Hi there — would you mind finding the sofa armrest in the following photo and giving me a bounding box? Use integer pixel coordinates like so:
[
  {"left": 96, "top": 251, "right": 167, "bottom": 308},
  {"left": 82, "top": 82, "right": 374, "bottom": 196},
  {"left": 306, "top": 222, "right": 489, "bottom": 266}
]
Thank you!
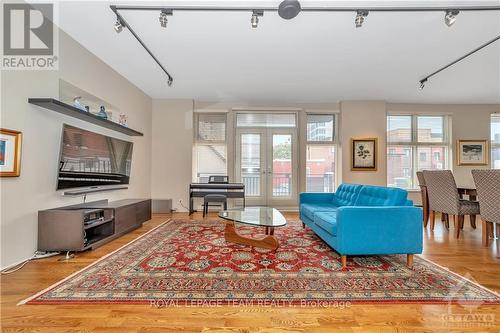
[
  {"left": 336, "top": 206, "right": 423, "bottom": 255},
  {"left": 299, "top": 192, "right": 335, "bottom": 204}
]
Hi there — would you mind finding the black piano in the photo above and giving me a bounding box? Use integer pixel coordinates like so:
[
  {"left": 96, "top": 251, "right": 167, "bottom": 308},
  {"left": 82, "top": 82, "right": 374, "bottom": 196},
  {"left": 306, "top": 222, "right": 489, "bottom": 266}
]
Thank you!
[{"left": 189, "top": 183, "right": 245, "bottom": 214}]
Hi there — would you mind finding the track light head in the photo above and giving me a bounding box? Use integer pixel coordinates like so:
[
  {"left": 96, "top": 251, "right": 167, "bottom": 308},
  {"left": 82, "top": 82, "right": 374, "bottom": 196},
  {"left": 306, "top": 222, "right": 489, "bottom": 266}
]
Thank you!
[
  {"left": 419, "top": 79, "right": 428, "bottom": 90},
  {"left": 114, "top": 19, "right": 123, "bottom": 33},
  {"left": 251, "top": 10, "right": 263, "bottom": 28},
  {"left": 445, "top": 9, "right": 459, "bottom": 27},
  {"left": 159, "top": 11, "right": 168, "bottom": 28},
  {"left": 167, "top": 77, "right": 173, "bottom": 87},
  {"left": 278, "top": 0, "right": 301, "bottom": 20},
  {"left": 355, "top": 10, "right": 369, "bottom": 28}
]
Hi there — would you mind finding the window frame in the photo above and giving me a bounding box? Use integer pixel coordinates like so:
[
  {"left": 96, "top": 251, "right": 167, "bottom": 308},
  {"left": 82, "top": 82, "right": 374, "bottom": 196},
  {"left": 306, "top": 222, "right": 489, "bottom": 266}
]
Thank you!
[
  {"left": 491, "top": 114, "right": 500, "bottom": 169},
  {"left": 387, "top": 114, "right": 451, "bottom": 190},
  {"left": 305, "top": 113, "right": 338, "bottom": 192}
]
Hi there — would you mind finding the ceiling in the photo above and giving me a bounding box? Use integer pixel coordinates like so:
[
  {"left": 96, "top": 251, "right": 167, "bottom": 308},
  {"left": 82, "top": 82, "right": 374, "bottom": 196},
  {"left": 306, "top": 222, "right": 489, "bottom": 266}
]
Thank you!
[{"left": 57, "top": 1, "right": 500, "bottom": 103}]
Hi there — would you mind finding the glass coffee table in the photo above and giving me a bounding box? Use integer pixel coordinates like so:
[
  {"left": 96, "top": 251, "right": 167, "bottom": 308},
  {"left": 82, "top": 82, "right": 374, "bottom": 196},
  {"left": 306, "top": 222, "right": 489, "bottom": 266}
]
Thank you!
[{"left": 219, "top": 207, "right": 287, "bottom": 250}]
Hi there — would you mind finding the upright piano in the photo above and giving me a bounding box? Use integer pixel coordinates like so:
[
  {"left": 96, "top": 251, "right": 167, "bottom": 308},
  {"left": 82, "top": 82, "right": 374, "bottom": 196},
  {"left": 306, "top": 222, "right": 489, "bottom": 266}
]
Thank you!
[{"left": 189, "top": 183, "right": 245, "bottom": 214}]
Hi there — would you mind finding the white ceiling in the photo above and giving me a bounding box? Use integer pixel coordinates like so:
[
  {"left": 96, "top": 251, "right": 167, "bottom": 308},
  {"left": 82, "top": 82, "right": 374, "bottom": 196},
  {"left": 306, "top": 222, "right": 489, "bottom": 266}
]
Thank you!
[{"left": 57, "top": 1, "right": 500, "bottom": 103}]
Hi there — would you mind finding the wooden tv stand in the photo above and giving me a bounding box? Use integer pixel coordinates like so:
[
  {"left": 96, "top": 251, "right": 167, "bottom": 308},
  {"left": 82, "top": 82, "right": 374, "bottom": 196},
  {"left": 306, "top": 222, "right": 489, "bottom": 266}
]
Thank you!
[{"left": 38, "top": 199, "right": 151, "bottom": 252}]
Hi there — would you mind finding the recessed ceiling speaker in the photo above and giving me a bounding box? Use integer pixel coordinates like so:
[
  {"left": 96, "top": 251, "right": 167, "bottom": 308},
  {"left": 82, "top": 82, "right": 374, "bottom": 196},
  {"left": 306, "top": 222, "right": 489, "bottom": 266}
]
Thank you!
[{"left": 278, "top": 0, "right": 301, "bottom": 20}]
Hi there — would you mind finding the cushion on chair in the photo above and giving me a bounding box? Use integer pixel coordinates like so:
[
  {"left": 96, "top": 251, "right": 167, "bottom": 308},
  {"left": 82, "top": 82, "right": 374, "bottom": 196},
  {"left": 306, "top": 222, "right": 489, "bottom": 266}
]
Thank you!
[
  {"left": 313, "top": 211, "right": 338, "bottom": 236},
  {"left": 204, "top": 194, "right": 227, "bottom": 203},
  {"left": 332, "top": 184, "right": 362, "bottom": 206},
  {"left": 354, "top": 185, "right": 408, "bottom": 206},
  {"left": 458, "top": 200, "right": 480, "bottom": 215},
  {"left": 300, "top": 203, "right": 338, "bottom": 220}
]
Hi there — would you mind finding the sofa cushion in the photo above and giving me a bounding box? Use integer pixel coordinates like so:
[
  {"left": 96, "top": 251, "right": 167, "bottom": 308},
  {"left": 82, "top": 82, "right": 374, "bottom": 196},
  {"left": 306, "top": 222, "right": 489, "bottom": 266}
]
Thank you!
[
  {"left": 332, "top": 183, "right": 362, "bottom": 206},
  {"left": 354, "top": 185, "right": 408, "bottom": 207},
  {"left": 300, "top": 203, "right": 338, "bottom": 220},
  {"left": 313, "top": 211, "right": 338, "bottom": 236}
]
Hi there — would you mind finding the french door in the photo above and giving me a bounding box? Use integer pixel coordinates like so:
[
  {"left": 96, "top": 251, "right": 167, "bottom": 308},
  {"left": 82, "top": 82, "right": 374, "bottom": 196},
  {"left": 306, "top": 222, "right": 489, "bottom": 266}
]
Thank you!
[{"left": 235, "top": 127, "right": 298, "bottom": 207}]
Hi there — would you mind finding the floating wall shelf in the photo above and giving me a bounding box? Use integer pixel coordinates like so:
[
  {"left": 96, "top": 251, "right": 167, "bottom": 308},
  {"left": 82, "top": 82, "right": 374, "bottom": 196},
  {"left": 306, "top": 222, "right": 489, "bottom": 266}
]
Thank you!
[{"left": 28, "top": 98, "right": 143, "bottom": 136}]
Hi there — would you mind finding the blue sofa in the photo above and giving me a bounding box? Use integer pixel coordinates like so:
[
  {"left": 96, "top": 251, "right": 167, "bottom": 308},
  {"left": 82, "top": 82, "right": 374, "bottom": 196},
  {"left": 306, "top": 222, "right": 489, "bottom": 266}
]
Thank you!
[{"left": 299, "top": 183, "right": 423, "bottom": 269}]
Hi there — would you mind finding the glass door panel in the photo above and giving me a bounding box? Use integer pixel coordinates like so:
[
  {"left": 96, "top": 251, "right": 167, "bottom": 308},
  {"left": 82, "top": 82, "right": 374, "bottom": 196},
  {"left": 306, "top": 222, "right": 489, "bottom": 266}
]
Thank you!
[
  {"left": 241, "top": 134, "right": 261, "bottom": 197},
  {"left": 272, "top": 134, "right": 292, "bottom": 197}
]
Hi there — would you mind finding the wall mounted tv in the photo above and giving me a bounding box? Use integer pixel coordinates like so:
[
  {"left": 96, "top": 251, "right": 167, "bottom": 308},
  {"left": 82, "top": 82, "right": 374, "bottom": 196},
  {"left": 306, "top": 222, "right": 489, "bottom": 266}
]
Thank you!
[{"left": 57, "top": 124, "right": 133, "bottom": 190}]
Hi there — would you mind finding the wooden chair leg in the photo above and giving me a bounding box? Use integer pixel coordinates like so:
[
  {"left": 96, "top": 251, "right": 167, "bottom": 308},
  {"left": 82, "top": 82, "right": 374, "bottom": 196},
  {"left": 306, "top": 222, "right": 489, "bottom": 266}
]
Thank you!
[
  {"left": 444, "top": 213, "right": 450, "bottom": 229},
  {"left": 470, "top": 215, "right": 476, "bottom": 229},
  {"left": 341, "top": 255, "right": 347, "bottom": 269},
  {"left": 496, "top": 223, "right": 500, "bottom": 239},
  {"left": 203, "top": 203, "right": 206, "bottom": 217},
  {"left": 406, "top": 254, "right": 414, "bottom": 269},
  {"left": 441, "top": 213, "right": 446, "bottom": 222},
  {"left": 422, "top": 192, "right": 429, "bottom": 228},
  {"left": 456, "top": 215, "right": 464, "bottom": 238},
  {"left": 430, "top": 210, "right": 436, "bottom": 231},
  {"left": 482, "top": 219, "right": 490, "bottom": 247}
]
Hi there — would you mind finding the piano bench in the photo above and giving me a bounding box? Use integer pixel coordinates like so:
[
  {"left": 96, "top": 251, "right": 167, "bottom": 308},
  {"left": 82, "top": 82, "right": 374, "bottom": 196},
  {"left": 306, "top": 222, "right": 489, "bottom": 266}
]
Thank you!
[{"left": 203, "top": 194, "right": 227, "bottom": 217}]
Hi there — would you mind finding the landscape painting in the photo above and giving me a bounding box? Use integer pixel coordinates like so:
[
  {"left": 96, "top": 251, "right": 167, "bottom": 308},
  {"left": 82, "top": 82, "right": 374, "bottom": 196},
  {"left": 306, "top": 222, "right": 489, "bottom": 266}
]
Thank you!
[{"left": 457, "top": 140, "right": 488, "bottom": 166}]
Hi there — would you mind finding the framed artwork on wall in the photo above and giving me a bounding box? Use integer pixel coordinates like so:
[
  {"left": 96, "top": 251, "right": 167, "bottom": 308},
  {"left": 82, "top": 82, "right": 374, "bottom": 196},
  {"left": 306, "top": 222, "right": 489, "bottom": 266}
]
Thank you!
[
  {"left": 351, "top": 138, "right": 377, "bottom": 171},
  {"left": 0, "top": 128, "right": 22, "bottom": 177},
  {"left": 456, "top": 140, "right": 489, "bottom": 166}
]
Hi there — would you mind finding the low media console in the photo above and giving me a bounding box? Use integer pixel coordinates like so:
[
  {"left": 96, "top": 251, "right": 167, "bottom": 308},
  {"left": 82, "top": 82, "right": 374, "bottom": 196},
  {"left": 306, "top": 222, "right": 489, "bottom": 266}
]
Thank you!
[{"left": 38, "top": 199, "right": 151, "bottom": 252}]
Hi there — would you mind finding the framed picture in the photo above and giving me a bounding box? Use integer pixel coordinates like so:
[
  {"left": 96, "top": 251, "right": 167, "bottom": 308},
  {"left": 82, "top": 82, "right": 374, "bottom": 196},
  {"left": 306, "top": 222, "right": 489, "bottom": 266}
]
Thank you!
[
  {"left": 352, "top": 138, "right": 377, "bottom": 171},
  {"left": 0, "top": 128, "right": 22, "bottom": 177},
  {"left": 457, "top": 140, "right": 489, "bottom": 166}
]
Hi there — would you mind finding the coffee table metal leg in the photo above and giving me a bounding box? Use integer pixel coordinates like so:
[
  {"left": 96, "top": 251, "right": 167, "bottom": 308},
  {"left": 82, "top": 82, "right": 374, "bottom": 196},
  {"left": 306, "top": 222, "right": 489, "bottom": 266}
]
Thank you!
[{"left": 224, "top": 221, "right": 279, "bottom": 250}]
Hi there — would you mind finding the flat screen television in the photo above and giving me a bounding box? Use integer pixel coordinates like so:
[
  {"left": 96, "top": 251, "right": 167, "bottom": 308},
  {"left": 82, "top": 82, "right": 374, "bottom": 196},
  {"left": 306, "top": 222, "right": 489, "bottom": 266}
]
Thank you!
[{"left": 57, "top": 124, "right": 133, "bottom": 190}]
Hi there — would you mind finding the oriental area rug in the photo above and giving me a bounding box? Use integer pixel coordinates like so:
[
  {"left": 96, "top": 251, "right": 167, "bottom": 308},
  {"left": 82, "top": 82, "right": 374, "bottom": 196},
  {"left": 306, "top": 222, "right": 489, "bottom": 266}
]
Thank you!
[{"left": 23, "top": 219, "right": 500, "bottom": 305}]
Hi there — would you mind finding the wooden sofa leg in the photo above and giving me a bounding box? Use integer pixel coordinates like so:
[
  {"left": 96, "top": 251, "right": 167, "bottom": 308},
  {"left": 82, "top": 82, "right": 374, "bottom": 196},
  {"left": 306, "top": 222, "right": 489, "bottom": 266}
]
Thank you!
[
  {"left": 341, "top": 255, "right": 347, "bottom": 269},
  {"left": 470, "top": 215, "right": 477, "bottom": 229},
  {"left": 406, "top": 254, "right": 414, "bottom": 269}
]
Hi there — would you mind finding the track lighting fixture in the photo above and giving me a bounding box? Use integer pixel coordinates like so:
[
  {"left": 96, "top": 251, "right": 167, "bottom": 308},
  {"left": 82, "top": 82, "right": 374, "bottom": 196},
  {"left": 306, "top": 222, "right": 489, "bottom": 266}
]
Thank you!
[
  {"left": 278, "top": 0, "right": 301, "bottom": 20},
  {"left": 114, "top": 19, "right": 123, "bottom": 33},
  {"left": 445, "top": 9, "right": 459, "bottom": 27},
  {"left": 355, "top": 10, "right": 369, "bottom": 28},
  {"left": 251, "top": 10, "right": 263, "bottom": 28},
  {"left": 159, "top": 10, "right": 168, "bottom": 28},
  {"left": 109, "top": 4, "right": 500, "bottom": 90},
  {"left": 419, "top": 79, "right": 427, "bottom": 90}
]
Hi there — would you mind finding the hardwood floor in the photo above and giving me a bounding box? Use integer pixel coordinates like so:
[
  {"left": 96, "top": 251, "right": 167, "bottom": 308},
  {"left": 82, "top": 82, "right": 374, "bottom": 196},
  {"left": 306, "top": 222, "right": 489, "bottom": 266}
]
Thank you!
[{"left": 1, "top": 212, "right": 499, "bottom": 332}]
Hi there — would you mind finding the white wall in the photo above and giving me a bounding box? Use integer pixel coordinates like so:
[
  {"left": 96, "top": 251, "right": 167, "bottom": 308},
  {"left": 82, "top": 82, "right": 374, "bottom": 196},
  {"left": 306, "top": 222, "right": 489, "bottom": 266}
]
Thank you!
[
  {"left": 151, "top": 99, "right": 193, "bottom": 212},
  {"left": 0, "top": 31, "right": 152, "bottom": 269},
  {"left": 339, "top": 101, "right": 387, "bottom": 186}
]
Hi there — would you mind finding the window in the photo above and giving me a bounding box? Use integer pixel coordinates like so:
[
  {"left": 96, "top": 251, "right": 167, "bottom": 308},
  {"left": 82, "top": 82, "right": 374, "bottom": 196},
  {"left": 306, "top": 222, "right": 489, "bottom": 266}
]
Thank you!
[
  {"left": 492, "top": 114, "right": 500, "bottom": 169},
  {"left": 387, "top": 115, "right": 450, "bottom": 189},
  {"left": 193, "top": 113, "right": 227, "bottom": 182},
  {"left": 306, "top": 114, "right": 337, "bottom": 192},
  {"left": 236, "top": 113, "right": 296, "bottom": 128}
]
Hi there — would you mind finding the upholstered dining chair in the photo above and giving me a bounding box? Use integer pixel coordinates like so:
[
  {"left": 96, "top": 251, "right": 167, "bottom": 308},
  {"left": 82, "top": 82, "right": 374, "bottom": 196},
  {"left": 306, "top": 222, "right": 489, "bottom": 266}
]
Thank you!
[
  {"left": 423, "top": 170, "right": 479, "bottom": 238},
  {"left": 472, "top": 170, "right": 500, "bottom": 247},
  {"left": 416, "top": 172, "right": 430, "bottom": 227}
]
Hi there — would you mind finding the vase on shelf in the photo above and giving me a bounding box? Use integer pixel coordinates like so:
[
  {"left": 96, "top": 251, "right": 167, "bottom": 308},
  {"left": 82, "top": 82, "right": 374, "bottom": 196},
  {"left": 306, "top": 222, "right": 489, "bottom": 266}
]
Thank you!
[
  {"left": 73, "top": 96, "right": 88, "bottom": 112},
  {"left": 98, "top": 106, "right": 108, "bottom": 120},
  {"left": 119, "top": 113, "right": 128, "bottom": 127}
]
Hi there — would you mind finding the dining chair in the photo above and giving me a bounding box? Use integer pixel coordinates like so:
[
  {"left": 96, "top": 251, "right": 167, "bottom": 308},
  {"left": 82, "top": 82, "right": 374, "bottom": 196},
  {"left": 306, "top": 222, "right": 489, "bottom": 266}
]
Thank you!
[
  {"left": 416, "top": 172, "right": 430, "bottom": 227},
  {"left": 423, "top": 170, "right": 479, "bottom": 238},
  {"left": 418, "top": 171, "right": 449, "bottom": 229},
  {"left": 472, "top": 170, "right": 500, "bottom": 247}
]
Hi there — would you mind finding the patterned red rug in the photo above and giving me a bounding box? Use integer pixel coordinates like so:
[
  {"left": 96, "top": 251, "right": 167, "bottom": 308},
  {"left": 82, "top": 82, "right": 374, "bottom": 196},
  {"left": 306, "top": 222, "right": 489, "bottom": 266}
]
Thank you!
[{"left": 23, "top": 219, "right": 500, "bottom": 305}]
